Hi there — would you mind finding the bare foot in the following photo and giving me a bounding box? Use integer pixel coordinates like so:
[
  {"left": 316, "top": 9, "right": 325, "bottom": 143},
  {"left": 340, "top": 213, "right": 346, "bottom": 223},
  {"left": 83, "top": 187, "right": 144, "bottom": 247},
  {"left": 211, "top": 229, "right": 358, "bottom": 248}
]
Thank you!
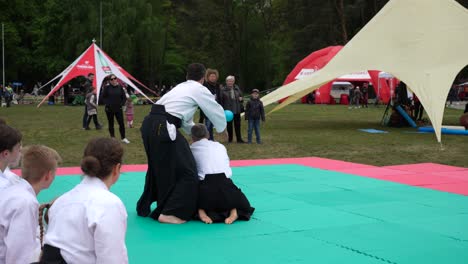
[
  {"left": 198, "top": 209, "right": 213, "bottom": 224},
  {"left": 158, "top": 214, "right": 186, "bottom": 224},
  {"left": 225, "top": 208, "right": 238, "bottom": 224}
]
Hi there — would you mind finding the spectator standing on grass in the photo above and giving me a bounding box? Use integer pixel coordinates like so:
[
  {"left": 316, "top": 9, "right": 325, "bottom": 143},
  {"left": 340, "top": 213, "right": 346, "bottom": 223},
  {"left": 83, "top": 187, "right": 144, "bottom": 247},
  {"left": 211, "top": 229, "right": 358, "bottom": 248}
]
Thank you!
[{"left": 245, "top": 89, "right": 265, "bottom": 144}]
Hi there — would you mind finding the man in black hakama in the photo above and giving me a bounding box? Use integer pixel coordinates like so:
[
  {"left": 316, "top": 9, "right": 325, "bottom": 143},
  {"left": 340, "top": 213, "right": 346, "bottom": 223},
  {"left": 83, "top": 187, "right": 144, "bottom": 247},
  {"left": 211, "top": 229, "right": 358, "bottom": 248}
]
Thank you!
[{"left": 137, "top": 63, "right": 227, "bottom": 224}]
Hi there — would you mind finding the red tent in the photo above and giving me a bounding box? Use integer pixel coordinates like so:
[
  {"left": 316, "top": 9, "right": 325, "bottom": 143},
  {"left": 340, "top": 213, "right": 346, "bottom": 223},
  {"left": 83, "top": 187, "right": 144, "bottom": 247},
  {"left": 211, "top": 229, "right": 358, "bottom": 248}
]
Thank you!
[
  {"left": 38, "top": 41, "right": 154, "bottom": 107},
  {"left": 282, "top": 46, "right": 392, "bottom": 104}
]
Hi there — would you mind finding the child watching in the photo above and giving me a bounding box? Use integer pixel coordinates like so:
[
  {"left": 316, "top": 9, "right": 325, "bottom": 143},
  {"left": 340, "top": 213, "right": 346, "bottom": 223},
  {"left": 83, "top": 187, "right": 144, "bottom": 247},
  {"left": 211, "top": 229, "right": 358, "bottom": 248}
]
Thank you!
[
  {"left": 0, "top": 145, "right": 61, "bottom": 264},
  {"left": 190, "top": 124, "right": 254, "bottom": 224},
  {"left": 0, "top": 124, "right": 22, "bottom": 189},
  {"left": 39, "top": 137, "right": 128, "bottom": 263},
  {"left": 245, "top": 89, "right": 265, "bottom": 144},
  {"left": 125, "top": 92, "right": 135, "bottom": 128},
  {"left": 84, "top": 87, "right": 102, "bottom": 130}
]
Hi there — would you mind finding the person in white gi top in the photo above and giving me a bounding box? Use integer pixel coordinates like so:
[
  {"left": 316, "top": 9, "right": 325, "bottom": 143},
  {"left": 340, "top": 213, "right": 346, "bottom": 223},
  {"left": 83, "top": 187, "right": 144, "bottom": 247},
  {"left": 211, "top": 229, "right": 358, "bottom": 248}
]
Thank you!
[
  {"left": 190, "top": 124, "right": 254, "bottom": 224},
  {"left": 0, "top": 123, "right": 22, "bottom": 189},
  {"left": 40, "top": 137, "right": 128, "bottom": 264},
  {"left": 0, "top": 145, "right": 61, "bottom": 264},
  {"left": 137, "top": 63, "right": 228, "bottom": 224}
]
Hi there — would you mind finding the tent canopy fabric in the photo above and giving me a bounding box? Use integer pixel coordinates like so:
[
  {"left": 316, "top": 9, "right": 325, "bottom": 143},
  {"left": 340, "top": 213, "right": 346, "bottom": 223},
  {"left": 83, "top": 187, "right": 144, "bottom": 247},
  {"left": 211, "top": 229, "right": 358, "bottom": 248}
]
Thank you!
[
  {"left": 282, "top": 46, "right": 391, "bottom": 104},
  {"left": 261, "top": 0, "right": 468, "bottom": 142},
  {"left": 38, "top": 42, "right": 153, "bottom": 107}
]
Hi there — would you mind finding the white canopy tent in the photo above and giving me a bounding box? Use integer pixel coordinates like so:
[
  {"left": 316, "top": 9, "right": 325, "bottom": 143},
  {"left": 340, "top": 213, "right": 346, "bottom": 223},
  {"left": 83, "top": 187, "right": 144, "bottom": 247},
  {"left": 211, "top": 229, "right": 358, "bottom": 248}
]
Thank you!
[{"left": 261, "top": 0, "right": 468, "bottom": 142}]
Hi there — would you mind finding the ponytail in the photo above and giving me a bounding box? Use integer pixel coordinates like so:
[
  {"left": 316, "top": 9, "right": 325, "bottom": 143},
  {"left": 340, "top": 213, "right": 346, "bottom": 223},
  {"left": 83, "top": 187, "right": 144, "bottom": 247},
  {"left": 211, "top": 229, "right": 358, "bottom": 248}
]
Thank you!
[{"left": 38, "top": 201, "right": 53, "bottom": 248}]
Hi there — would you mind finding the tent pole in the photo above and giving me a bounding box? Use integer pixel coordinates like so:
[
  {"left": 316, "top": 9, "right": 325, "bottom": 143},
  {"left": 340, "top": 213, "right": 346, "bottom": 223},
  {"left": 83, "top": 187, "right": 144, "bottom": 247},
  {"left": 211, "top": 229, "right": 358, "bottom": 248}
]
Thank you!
[
  {"left": 2, "top": 23, "right": 4, "bottom": 89},
  {"left": 100, "top": 1, "right": 103, "bottom": 49}
]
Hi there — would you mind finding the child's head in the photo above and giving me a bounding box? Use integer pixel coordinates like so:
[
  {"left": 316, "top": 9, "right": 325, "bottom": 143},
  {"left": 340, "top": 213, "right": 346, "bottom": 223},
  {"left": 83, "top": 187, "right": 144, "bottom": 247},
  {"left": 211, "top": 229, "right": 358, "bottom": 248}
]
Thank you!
[
  {"left": 0, "top": 124, "right": 23, "bottom": 169},
  {"left": 81, "top": 137, "right": 124, "bottom": 185},
  {"left": 251, "top": 89, "right": 260, "bottom": 99},
  {"left": 191, "top": 123, "right": 209, "bottom": 142},
  {"left": 22, "top": 145, "right": 62, "bottom": 189}
]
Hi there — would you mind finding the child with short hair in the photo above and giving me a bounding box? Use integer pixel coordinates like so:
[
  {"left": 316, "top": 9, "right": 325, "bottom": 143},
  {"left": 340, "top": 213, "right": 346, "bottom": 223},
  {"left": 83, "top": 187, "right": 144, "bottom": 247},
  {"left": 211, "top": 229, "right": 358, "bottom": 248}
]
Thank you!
[
  {"left": 39, "top": 137, "right": 128, "bottom": 263},
  {"left": 245, "top": 89, "right": 265, "bottom": 144},
  {"left": 0, "top": 145, "right": 61, "bottom": 264},
  {"left": 0, "top": 124, "right": 23, "bottom": 189}
]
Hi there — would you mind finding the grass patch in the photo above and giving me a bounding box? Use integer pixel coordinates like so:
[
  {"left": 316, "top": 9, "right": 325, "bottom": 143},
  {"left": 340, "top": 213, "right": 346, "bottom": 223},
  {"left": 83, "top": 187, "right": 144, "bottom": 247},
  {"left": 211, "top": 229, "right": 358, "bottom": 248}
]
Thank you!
[{"left": 2, "top": 103, "right": 466, "bottom": 167}]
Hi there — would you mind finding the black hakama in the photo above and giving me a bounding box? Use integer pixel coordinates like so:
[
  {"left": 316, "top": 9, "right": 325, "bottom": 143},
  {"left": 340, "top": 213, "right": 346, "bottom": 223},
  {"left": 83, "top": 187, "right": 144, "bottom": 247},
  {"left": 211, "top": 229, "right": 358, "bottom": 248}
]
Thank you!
[
  {"left": 36, "top": 244, "right": 67, "bottom": 264},
  {"left": 137, "top": 104, "right": 199, "bottom": 221},
  {"left": 198, "top": 173, "right": 255, "bottom": 222}
]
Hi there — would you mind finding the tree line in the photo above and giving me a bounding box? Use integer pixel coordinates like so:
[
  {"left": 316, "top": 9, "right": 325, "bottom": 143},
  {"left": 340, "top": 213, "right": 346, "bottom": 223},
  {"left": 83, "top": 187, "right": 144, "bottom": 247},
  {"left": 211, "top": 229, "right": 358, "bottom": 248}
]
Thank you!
[{"left": 1, "top": 0, "right": 467, "bottom": 92}]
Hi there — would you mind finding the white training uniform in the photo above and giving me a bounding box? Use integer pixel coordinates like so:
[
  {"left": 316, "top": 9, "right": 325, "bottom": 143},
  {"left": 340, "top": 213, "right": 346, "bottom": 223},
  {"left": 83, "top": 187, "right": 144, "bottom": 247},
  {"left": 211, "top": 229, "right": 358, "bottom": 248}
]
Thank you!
[
  {"left": 0, "top": 169, "right": 8, "bottom": 189},
  {"left": 44, "top": 176, "right": 128, "bottom": 264},
  {"left": 0, "top": 180, "right": 40, "bottom": 264},
  {"left": 0, "top": 167, "right": 23, "bottom": 189},
  {"left": 190, "top": 138, "right": 232, "bottom": 180},
  {"left": 0, "top": 167, "right": 29, "bottom": 189},
  {"left": 157, "top": 80, "right": 227, "bottom": 135}
]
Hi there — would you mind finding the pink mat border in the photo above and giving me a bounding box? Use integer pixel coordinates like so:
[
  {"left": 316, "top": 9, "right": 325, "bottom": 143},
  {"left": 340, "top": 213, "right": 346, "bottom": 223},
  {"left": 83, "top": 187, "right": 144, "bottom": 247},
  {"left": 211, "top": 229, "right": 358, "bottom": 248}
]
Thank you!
[{"left": 10, "top": 157, "right": 468, "bottom": 195}]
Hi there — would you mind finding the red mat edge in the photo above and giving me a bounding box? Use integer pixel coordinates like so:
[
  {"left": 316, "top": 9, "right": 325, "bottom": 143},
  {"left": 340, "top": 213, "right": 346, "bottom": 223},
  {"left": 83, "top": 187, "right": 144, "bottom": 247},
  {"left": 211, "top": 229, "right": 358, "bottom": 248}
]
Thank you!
[{"left": 10, "top": 157, "right": 468, "bottom": 195}]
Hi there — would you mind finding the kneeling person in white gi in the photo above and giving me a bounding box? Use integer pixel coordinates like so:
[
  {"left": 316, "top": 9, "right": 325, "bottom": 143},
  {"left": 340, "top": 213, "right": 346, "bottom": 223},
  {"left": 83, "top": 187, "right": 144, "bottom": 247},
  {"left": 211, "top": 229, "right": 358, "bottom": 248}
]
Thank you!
[{"left": 190, "top": 124, "right": 254, "bottom": 224}]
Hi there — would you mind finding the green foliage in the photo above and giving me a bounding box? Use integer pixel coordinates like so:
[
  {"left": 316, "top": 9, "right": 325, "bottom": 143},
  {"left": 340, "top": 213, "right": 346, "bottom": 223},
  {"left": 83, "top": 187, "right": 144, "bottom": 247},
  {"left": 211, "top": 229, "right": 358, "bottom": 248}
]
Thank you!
[{"left": 1, "top": 0, "right": 467, "bottom": 90}]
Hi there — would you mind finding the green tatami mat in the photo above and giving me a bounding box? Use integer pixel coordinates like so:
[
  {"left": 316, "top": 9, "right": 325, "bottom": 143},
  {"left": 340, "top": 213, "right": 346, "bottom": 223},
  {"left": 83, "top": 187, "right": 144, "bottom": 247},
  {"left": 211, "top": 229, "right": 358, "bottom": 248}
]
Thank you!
[{"left": 38, "top": 165, "right": 468, "bottom": 264}]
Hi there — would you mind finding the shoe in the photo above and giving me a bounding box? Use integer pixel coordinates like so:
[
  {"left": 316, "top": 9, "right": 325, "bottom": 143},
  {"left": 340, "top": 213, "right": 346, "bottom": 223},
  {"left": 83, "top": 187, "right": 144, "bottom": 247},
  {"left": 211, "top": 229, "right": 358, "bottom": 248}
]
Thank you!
[
  {"left": 96, "top": 125, "right": 103, "bottom": 130},
  {"left": 122, "top": 138, "right": 130, "bottom": 144},
  {"left": 237, "top": 140, "right": 246, "bottom": 144},
  {"left": 84, "top": 127, "right": 91, "bottom": 130}
]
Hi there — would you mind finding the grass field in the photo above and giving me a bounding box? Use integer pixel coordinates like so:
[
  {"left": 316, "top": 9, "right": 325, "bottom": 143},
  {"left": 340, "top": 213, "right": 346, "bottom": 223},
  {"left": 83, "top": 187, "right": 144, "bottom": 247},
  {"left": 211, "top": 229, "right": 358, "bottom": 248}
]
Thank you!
[{"left": 1, "top": 103, "right": 467, "bottom": 167}]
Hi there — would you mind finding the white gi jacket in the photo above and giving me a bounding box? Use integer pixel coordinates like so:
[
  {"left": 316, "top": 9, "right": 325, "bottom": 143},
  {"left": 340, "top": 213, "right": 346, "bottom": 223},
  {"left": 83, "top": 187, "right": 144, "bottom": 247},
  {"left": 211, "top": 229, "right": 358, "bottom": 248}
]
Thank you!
[{"left": 44, "top": 176, "right": 128, "bottom": 264}]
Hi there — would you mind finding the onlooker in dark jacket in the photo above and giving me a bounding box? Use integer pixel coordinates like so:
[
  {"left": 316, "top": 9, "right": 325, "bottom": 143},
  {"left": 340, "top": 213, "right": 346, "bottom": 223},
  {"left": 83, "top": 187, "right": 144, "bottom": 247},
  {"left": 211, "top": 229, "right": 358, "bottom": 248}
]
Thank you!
[
  {"left": 202, "top": 68, "right": 221, "bottom": 140},
  {"left": 245, "top": 89, "right": 265, "bottom": 144},
  {"left": 219, "top": 75, "right": 245, "bottom": 143},
  {"left": 102, "top": 74, "right": 130, "bottom": 143}
]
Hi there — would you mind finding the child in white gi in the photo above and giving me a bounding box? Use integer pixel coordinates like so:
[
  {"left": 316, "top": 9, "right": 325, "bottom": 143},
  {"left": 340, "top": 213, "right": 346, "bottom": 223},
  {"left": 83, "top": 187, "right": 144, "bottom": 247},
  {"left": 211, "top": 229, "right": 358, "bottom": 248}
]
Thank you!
[
  {"left": 0, "top": 123, "right": 23, "bottom": 189},
  {"left": 39, "top": 137, "right": 128, "bottom": 264},
  {"left": 0, "top": 145, "right": 61, "bottom": 264}
]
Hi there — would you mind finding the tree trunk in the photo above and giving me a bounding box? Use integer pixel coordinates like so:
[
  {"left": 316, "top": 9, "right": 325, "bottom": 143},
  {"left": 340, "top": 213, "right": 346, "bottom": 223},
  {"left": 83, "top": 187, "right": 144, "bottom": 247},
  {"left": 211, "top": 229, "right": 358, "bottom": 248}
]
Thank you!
[{"left": 334, "top": 0, "right": 348, "bottom": 44}]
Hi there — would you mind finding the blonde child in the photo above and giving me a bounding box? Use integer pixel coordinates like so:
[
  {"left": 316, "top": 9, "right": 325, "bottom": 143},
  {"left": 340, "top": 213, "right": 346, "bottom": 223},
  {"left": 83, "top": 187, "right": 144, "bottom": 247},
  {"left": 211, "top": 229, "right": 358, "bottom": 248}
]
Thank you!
[{"left": 0, "top": 145, "right": 61, "bottom": 264}]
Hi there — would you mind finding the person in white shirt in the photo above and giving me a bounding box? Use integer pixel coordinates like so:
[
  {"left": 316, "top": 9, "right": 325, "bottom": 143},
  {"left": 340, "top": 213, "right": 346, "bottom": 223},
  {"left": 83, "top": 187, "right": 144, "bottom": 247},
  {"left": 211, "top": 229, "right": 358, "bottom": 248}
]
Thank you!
[
  {"left": 190, "top": 124, "right": 254, "bottom": 224},
  {"left": 137, "top": 63, "right": 228, "bottom": 224},
  {"left": 40, "top": 137, "right": 128, "bottom": 264},
  {"left": 0, "top": 145, "right": 61, "bottom": 264},
  {"left": 0, "top": 123, "right": 22, "bottom": 189}
]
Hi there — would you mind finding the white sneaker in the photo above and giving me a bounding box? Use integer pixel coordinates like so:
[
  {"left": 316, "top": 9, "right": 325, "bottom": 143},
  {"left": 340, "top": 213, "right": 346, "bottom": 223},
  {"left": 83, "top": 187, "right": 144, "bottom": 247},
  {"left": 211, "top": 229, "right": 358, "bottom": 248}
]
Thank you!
[{"left": 121, "top": 138, "right": 130, "bottom": 144}]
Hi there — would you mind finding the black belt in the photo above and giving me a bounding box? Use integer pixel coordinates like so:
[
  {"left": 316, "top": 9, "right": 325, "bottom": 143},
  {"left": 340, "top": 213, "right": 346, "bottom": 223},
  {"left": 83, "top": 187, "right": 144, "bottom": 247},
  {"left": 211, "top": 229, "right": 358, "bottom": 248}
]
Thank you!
[
  {"left": 204, "top": 173, "right": 228, "bottom": 182},
  {"left": 150, "top": 104, "right": 182, "bottom": 128},
  {"left": 39, "top": 244, "right": 67, "bottom": 263}
]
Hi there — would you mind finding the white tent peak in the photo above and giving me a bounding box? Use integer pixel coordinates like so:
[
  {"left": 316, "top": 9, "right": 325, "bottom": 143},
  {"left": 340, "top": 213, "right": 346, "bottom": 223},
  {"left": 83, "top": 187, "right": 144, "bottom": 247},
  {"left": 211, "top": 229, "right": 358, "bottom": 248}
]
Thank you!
[{"left": 261, "top": 0, "right": 468, "bottom": 142}]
